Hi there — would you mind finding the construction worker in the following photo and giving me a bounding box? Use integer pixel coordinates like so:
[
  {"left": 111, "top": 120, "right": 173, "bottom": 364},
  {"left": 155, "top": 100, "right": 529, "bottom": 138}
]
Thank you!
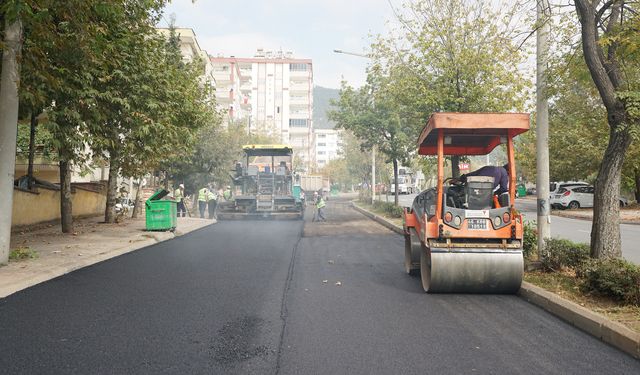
[
  {"left": 198, "top": 186, "right": 209, "bottom": 218},
  {"left": 207, "top": 187, "right": 218, "bottom": 220},
  {"left": 175, "top": 184, "right": 186, "bottom": 217},
  {"left": 314, "top": 193, "right": 326, "bottom": 222},
  {"left": 223, "top": 186, "right": 232, "bottom": 201}
]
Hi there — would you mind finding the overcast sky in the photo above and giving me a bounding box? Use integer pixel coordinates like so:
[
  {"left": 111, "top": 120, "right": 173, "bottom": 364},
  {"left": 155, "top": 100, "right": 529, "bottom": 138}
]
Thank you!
[{"left": 159, "top": 0, "right": 396, "bottom": 88}]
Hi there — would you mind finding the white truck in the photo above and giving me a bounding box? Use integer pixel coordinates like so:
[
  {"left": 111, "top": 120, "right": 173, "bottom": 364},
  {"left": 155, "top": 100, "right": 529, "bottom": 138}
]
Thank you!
[
  {"left": 300, "top": 175, "right": 329, "bottom": 194},
  {"left": 390, "top": 168, "right": 416, "bottom": 194}
]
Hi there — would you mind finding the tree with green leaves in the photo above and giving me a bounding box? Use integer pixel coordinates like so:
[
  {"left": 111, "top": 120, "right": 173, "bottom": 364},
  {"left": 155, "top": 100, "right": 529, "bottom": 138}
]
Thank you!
[
  {"left": 329, "top": 79, "right": 415, "bottom": 206},
  {"left": 330, "top": 0, "right": 530, "bottom": 206},
  {"left": 574, "top": 0, "right": 639, "bottom": 259},
  {"left": 371, "top": 0, "right": 529, "bottom": 178},
  {"left": 89, "top": 19, "right": 218, "bottom": 223}
]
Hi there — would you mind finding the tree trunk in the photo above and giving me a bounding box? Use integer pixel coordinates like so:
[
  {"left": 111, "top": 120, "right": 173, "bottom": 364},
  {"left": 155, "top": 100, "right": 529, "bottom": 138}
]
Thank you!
[
  {"left": 393, "top": 159, "right": 399, "bottom": 206},
  {"left": 634, "top": 168, "right": 640, "bottom": 203},
  {"left": 164, "top": 171, "right": 170, "bottom": 191},
  {"left": 590, "top": 128, "right": 631, "bottom": 259},
  {"left": 451, "top": 155, "right": 461, "bottom": 178},
  {"left": 104, "top": 149, "right": 120, "bottom": 223},
  {"left": 131, "top": 178, "right": 142, "bottom": 219},
  {"left": 27, "top": 112, "right": 38, "bottom": 190},
  {"left": 59, "top": 156, "right": 73, "bottom": 233},
  {"left": 0, "top": 20, "right": 23, "bottom": 264}
]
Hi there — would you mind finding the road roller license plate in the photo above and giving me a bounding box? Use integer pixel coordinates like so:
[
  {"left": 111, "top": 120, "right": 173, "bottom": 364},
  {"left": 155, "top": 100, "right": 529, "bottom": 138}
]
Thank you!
[{"left": 467, "top": 219, "right": 488, "bottom": 230}]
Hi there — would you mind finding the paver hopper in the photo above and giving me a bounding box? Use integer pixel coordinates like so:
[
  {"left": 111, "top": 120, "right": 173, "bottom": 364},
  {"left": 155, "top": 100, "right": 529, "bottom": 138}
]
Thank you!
[{"left": 404, "top": 113, "right": 529, "bottom": 293}]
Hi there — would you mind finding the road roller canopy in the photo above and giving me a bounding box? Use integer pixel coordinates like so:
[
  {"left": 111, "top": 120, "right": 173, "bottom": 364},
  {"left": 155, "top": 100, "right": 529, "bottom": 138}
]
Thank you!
[
  {"left": 417, "top": 113, "right": 530, "bottom": 156},
  {"left": 242, "top": 144, "right": 293, "bottom": 157}
]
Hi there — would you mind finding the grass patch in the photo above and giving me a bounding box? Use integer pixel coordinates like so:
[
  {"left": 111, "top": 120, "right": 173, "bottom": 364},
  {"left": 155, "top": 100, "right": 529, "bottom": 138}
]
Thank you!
[
  {"left": 525, "top": 271, "right": 640, "bottom": 333},
  {"left": 356, "top": 200, "right": 404, "bottom": 227},
  {"left": 9, "top": 246, "right": 38, "bottom": 261}
]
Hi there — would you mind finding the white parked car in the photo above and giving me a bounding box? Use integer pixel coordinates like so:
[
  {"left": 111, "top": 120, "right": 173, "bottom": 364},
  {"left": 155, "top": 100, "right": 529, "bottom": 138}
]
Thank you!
[
  {"left": 553, "top": 185, "right": 628, "bottom": 210},
  {"left": 550, "top": 181, "right": 589, "bottom": 208}
]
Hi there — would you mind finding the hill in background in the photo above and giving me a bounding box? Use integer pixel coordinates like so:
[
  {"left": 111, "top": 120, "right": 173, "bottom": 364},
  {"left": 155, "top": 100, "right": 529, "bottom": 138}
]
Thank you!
[{"left": 313, "top": 86, "right": 340, "bottom": 130}]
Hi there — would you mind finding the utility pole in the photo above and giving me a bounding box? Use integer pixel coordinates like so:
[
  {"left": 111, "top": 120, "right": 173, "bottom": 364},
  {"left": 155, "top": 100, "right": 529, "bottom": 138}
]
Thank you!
[
  {"left": 536, "top": 0, "right": 551, "bottom": 259},
  {"left": 371, "top": 145, "right": 376, "bottom": 204},
  {"left": 333, "top": 49, "right": 377, "bottom": 204},
  {"left": 0, "top": 20, "right": 23, "bottom": 264}
]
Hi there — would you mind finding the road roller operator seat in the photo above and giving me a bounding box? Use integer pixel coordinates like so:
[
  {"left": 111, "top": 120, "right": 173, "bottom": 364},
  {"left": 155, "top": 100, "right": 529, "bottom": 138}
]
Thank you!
[{"left": 464, "top": 176, "right": 494, "bottom": 209}]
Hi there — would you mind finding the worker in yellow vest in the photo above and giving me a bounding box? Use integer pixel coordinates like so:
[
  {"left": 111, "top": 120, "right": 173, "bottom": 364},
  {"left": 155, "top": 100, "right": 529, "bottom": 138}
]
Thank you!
[
  {"left": 223, "top": 186, "right": 232, "bottom": 201},
  {"left": 313, "top": 193, "right": 326, "bottom": 222},
  {"left": 198, "top": 186, "right": 209, "bottom": 218},
  {"left": 175, "top": 184, "right": 186, "bottom": 217}
]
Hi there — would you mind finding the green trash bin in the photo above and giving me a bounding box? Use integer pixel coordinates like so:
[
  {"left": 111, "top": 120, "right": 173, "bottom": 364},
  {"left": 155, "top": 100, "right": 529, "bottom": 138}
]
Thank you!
[
  {"left": 145, "top": 189, "right": 177, "bottom": 231},
  {"left": 330, "top": 185, "right": 339, "bottom": 197},
  {"left": 516, "top": 184, "right": 527, "bottom": 198}
]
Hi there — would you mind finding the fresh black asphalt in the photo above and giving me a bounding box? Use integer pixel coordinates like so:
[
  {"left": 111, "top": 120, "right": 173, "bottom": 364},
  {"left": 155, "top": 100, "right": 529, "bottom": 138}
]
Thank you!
[{"left": 1, "top": 198, "right": 638, "bottom": 374}]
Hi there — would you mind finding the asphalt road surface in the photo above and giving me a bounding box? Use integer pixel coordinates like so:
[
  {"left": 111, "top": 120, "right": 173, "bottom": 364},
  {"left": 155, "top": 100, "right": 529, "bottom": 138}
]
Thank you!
[
  {"left": 391, "top": 193, "right": 640, "bottom": 263},
  {"left": 1, "top": 197, "right": 639, "bottom": 374}
]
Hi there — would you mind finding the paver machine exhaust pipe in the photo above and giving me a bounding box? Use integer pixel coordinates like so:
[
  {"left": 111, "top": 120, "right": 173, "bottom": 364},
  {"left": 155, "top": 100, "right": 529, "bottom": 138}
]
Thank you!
[{"left": 404, "top": 113, "right": 529, "bottom": 293}]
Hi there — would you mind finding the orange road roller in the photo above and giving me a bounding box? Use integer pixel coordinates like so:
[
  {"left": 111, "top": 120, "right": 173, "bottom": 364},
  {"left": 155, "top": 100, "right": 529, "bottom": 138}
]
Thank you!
[{"left": 404, "top": 113, "right": 529, "bottom": 293}]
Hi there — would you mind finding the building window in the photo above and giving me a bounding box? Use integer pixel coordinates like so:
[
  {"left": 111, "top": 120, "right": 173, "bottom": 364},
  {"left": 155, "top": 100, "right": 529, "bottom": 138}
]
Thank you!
[
  {"left": 318, "top": 160, "right": 326, "bottom": 164},
  {"left": 317, "top": 142, "right": 326, "bottom": 147},
  {"left": 290, "top": 63, "right": 308, "bottom": 71},
  {"left": 317, "top": 151, "right": 326, "bottom": 155},
  {"left": 317, "top": 134, "right": 326, "bottom": 138},
  {"left": 289, "top": 119, "right": 308, "bottom": 127}
]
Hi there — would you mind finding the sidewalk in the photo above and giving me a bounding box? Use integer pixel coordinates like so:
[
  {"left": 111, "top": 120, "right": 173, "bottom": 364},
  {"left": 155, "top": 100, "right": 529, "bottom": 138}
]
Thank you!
[
  {"left": 1, "top": 216, "right": 214, "bottom": 298},
  {"left": 553, "top": 207, "right": 640, "bottom": 224}
]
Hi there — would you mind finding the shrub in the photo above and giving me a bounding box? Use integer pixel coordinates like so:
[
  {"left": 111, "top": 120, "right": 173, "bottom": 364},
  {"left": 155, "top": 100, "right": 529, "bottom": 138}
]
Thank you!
[
  {"left": 541, "top": 238, "right": 590, "bottom": 272},
  {"left": 522, "top": 221, "right": 537, "bottom": 259},
  {"left": 372, "top": 201, "right": 404, "bottom": 218},
  {"left": 578, "top": 258, "right": 640, "bottom": 305},
  {"left": 9, "top": 247, "right": 38, "bottom": 261}
]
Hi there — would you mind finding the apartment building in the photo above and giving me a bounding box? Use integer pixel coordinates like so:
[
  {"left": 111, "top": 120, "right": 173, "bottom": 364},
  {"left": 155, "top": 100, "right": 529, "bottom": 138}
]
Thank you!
[
  {"left": 210, "top": 49, "right": 314, "bottom": 170},
  {"left": 314, "top": 128, "right": 343, "bottom": 169},
  {"left": 157, "top": 27, "right": 216, "bottom": 91}
]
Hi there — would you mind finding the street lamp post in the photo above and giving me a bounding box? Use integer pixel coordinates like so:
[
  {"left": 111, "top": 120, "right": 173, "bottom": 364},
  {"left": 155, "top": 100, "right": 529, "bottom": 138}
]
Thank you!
[{"left": 333, "top": 49, "right": 376, "bottom": 204}]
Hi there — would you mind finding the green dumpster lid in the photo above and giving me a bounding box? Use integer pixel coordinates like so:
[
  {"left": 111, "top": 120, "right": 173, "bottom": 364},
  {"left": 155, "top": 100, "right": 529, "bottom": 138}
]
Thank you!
[{"left": 147, "top": 189, "right": 170, "bottom": 202}]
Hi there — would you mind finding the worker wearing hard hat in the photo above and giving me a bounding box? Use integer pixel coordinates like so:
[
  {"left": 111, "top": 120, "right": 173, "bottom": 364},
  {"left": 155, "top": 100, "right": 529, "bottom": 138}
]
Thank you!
[
  {"left": 198, "top": 186, "right": 209, "bottom": 219},
  {"left": 175, "top": 184, "right": 186, "bottom": 217}
]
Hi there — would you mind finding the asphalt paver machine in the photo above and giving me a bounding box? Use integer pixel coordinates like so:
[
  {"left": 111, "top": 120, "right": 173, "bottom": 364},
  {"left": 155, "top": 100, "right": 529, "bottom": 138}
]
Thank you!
[
  {"left": 218, "top": 144, "right": 304, "bottom": 219},
  {"left": 404, "top": 113, "right": 530, "bottom": 293}
]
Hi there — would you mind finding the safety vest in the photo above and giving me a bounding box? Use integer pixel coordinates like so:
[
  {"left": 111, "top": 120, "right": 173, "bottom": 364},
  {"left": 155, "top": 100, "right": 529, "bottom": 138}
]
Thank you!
[
  {"left": 174, "top": 188, "right": 184, "bottom": 202},
  {"left": 198, "top": 188, "right": 208, "bottom": 202},
  {"left": 223, "top": 189, "right": 232, "bottom": 200},
  {"left": 316, "top": 198, "right": 326, "bottom": 209},
  {"left": 207, "top": 190, "right": 217, "bottom": 201}
]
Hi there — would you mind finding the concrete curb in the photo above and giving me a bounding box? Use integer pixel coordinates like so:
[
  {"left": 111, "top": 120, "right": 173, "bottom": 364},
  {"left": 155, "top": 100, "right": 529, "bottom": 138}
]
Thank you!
[
  {"left": 352, "top": 202, "right": 640, "bottom": 359},
  {"left": 0, "top": 220, "right": 215, "bottom": 298},
  {"left": 519, "top": 282, "right": 640, "bottom": 359},
  {"left": 351, "top": 202, "right": 404, "bottom": 235}
]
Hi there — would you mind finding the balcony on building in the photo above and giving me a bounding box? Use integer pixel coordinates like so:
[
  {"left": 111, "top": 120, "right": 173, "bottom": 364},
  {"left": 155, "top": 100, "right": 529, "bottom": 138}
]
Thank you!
[
  {"left": 289, "top": 95, "right": 309, "bottom": 106},
  {"left": 289, "top": 62, "right": 311, "bottom": 78},
  {"left": 289, "top": 81, "right": 309, "bottom": 92}
]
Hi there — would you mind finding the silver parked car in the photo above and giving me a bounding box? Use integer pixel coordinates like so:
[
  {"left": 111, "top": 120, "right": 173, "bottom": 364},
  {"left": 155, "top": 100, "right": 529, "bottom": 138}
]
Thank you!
[{"left": 553, "top": 185, "right": 628, "bottom": 210}]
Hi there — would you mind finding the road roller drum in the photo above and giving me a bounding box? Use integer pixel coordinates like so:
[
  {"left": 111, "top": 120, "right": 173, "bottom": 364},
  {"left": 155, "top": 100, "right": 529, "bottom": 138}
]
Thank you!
[{"left": 420, "top": 248, "right": 523, "bottom": 293}]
